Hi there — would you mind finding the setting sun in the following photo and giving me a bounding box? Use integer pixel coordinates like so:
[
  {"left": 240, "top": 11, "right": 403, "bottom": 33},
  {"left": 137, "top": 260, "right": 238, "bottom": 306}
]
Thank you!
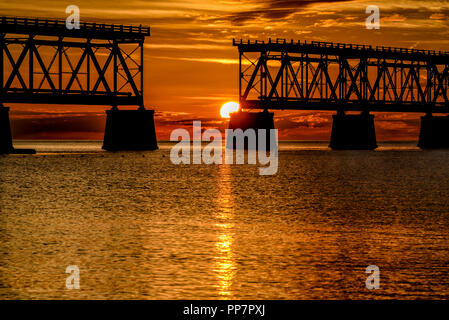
[{"left": 220, "top": 102, "right": 239, "bottom": 118}]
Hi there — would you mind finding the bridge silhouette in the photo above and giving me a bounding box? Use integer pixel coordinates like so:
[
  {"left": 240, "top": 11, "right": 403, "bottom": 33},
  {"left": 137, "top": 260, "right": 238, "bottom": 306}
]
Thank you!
[
  {"left": 230, "top": 38, "right": 449, "bottom": 149},
  {"left": 1, "top": 16, "right": 448, "bottom": 153},
  {"left": 0, "top": 16, "right": 157, "bottom": 153}
]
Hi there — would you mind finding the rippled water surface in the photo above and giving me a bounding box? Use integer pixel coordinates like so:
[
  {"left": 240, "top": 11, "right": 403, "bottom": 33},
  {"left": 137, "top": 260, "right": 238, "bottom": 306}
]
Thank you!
[{"left": 1, "top": 141, "right": 449, "bottom": 299}]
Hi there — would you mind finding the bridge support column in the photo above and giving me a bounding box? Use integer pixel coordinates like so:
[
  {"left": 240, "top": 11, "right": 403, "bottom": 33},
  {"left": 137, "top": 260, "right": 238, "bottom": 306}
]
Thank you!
[
  {"left": 418, "top": 115, "right": 449, "bottom": 149},
  {"left": 226, "top": 110, "right": 277, "bottom": 150},
  {"left": 0, "top": 105, "right": 14, "bottom": 154},
  {"left": 102, "top": 108, "right": 158, "bottom": 151},
  {"left": 329, "top": 112, "right": 377, "bottom": 150}
]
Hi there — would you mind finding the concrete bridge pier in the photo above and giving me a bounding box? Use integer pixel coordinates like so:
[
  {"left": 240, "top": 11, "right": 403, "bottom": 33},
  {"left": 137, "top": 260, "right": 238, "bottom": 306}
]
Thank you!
[
  {"left": 0, "top": 104, "right": 35, "bottom": 154},
  {"left": 102, "top": 107, "right": 158, "bottom": 151},
  {"left": 418, "top": 114, "right": 449, "bottom": 149},
  {"left": 226, "top": 110, "right": 277, "bottom": 150},
  {"left": 0, "top": 105, "right": 14, "bottom": 154},
  {"left": 329, "top": 111, "right": 377, "bottom": 150}
]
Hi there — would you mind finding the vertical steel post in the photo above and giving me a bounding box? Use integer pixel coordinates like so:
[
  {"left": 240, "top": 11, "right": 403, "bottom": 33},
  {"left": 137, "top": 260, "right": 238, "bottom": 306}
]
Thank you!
[
  {"left": 140, "top": 40, "right": 144, "bottom": 109},
  {"left": 29, "top": 35, "right": 33, "bottom": 92},
  {"left": 238, "top": 50, "right": 242, "bottom": 105},
  {"left": 0, "top": 33, "right": 3, "bottom": 96},
  {"left": 113, "top": 40, "right": 117, "bottom": 107},
  {"left": 58, "top": 36, "right": 62, "bottom": 94},
  {"left": 86, "top": 40, "right": 90, "bottom": 94}
]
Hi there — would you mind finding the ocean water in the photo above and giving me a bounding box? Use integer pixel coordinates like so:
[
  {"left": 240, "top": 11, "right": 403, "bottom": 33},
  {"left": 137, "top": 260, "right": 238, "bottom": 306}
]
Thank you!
[{"left": 0, "top": 140, "right": 449, "bottom": 299}]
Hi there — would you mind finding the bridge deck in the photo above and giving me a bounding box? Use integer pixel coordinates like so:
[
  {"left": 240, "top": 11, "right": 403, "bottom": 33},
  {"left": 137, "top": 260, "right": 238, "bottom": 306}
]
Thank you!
[{"left": 243, "top": 100, "right": 449, "bottom": 113}]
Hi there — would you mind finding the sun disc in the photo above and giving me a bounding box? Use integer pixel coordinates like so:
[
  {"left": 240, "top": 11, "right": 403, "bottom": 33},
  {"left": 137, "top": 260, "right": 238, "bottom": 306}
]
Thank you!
[{"left": 220, "top": 102, "right": 239, "bottom": 118}]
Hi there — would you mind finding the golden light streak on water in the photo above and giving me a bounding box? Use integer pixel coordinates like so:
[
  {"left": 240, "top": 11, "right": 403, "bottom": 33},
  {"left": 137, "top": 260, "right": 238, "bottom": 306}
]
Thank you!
[{"left": 214, "top": 164, "right": 236, "bottom": 298}]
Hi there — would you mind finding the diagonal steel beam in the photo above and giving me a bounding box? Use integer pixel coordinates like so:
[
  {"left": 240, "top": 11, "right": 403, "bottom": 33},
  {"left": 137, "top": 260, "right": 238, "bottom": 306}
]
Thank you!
[
  {"left": 242, "top": 58, "right": 262, "bottom": 100},
  {"left": 4, "top": 42, "right": 29, "bottom": 90},
  {"left": 92, "top": 48, "right": 114, "bottom": 93},
  {"left": 31, "top": 44, "right": 56, "bottom": 91},
  {"left": 116, "top": 45, "right": 139, "bottom": 97},
  {"left": 64, "top": 48, "right": 87, "bottom": 92}
]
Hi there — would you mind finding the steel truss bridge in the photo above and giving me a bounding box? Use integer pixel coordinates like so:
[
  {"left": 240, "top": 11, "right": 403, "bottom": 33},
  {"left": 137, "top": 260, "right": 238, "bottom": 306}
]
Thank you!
[
  {"left": 234, "top": 39, "right": 449, "bottom": 114},
  {"left": 0, "top": 16, "right": 149, "bottom": 107}
]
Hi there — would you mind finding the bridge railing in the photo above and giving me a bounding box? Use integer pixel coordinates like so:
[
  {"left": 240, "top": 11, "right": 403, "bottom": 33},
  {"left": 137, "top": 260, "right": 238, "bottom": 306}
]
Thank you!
[
  {"left": 232, "top": 38, "right": 449, "bottom": 57},
  {"left": 0, "top": 16, "right": 150, "bottom": 37}
]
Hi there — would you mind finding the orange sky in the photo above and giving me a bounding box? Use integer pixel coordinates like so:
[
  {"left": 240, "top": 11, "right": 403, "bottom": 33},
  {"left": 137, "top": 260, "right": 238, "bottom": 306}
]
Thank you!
[{"left": 2, "top": 0, "right": 449, "bottom": 140}]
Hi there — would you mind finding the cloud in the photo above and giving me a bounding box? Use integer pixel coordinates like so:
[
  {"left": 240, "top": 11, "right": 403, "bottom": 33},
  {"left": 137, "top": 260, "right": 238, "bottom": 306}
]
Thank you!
[
  {"left": 10, "top": 112, "right": 105, "bottom": 138},
  {"left": 157, "top": 117, "right": 222, "bottom": 126},
  {"left": 430, "top": 13, "right": 445, "bottom": 20},
  {"left": 382, "top": 14, "right": 407, "bottom": 22},
  {"left": 145, "top": 43, "right": 228, "bottom": 50},
  {"left": 198, "top": 0, "right": 355, "bottom": 25},
  {"left": 151, "top": 55, "right": 239, "bottom": 64}
]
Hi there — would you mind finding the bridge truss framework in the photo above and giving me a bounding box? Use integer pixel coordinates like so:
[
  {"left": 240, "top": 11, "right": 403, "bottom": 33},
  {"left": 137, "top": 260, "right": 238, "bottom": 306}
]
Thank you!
[
  {"left": 0, "top": 16, "right": 149, "bottom": 107},
  {"left": 234, "top": 39, "right": 449, "bottom": 114}
]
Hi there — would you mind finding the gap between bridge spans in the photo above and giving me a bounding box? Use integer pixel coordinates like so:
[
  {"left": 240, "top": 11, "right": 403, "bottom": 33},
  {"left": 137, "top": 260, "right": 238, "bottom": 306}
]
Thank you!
[{"left": 169, "top": 121, "right": 279, "bottom": 176}]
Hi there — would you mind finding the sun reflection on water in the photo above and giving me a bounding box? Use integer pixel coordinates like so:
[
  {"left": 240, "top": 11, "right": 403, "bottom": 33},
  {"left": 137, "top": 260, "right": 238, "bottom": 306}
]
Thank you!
[{"left": 214, "top": 164, "right": 236, "bottom": 298}]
